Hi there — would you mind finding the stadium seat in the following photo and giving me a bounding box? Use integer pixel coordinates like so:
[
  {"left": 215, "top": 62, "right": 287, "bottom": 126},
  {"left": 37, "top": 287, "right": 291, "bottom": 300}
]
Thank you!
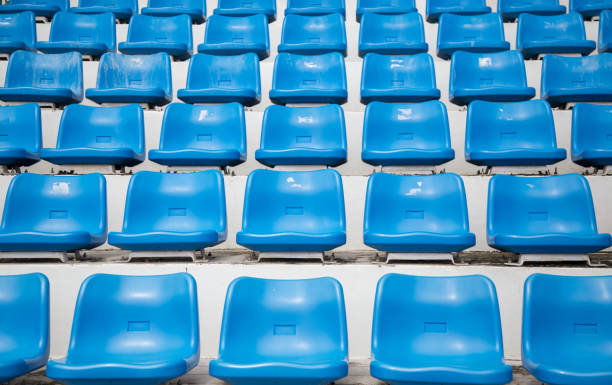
[
  {"left": 198, "top": 14, "right": 269, "bottom": 59},
  {"left": 541, "top": 53, "right": 612, "bottom": 107},
  {"left": 36, "top": 12, "right": 115, "bottom": 58},
  {"left": 0, "top": 12, "right": 36, "bottom": 55},
  {"left": 0, "top": 103, "right": 41, "bottom": 167},
  {"left": 70, "top": 0, "right": 136, "bottom": 22},
  {"left": 270, "top": 52, "right": 347, "bottom": 104},
  {"left": 571, "top": 103, "right": 612, "bottom": 167},
  {"left": 437, "top": 13, "right": 509, "bottom": 60},
  {"left": 236, "top": 169, "right": 346, "bottom": 252},
  {"left": 465, "top": 100, "right": 566, "bottom": 166},
  {"left": 256, "top": 104, "right": 347, "bottom": 167},
  {"left": 149, "top": 103, "right": 247, "bottom": 167},
  {"left": 177, "top": 53, "right": 261, "bottom": 106},
  {"left": 0, "top": 173, "right": 107, "bottom": 252},
  {"left": 285, "top": 0, "right": 345, "bottom": 17},
  {"left": 449, "top": 50, "right": 535, "bottom": 105},
  {"left": 599, "top": 9, "right": 612, "bottom": 52},
  {"left": 426, "top": 0, "right": 491, "bottom": 22},
  {"left": 41, "top": 104, "right": 145, "bottom": 167},
  {"left": 119, "top": 14, "right": 193, "bottom": 60},
  {"left": 364, "top": 173, "right": 476, "bottom": 253},
  {"left": 356, "top": 0, "right": 416, "bottom": 22},
  {"left": 0, "top": 273, "right": 49, "bottom": 384},
  {"left": 358, "top": 12, "right": 428, "bottom": 57},
  {"left": 46, "top": 273, "right": 200, "bottom": 385},
  {"left": 361, "top": 53, "right": 440, "bottom": 104},
  {"left": 0, "top": 0, "right": 67, "bottom": 19},
  {"left": 371, "top": 274, "right": 512, "bottom": 385},
  {"left": 522, "top": 274, "right": 612, "bottom": 385},
  {"left": 570, "top": 0, "right": 612, "bottom": 19},
  {"left": 278, "top": 13, "right": 347, "bottom": 55},
  {"left": 214, "top": 0, "right": 276, "bottom": 22},
  {"left": 108, "top": 171, "right": 227, "bottom": 251},
  {"left": 361, "top": 101, "right": 454, "bottom": 166},
  {"left": 487, "top": 174, "right": 612, "bottom": 254},
  {"left": 209, "top": 276, "right": 349, "bottom": 385},
  {"left": 141, "top": 0, "right": 206, "bottom": 24},
  {"left": 87, "top": 52, "right": 172, "bottom": 107},
  {"left": 0, "top": 51, "right": 83, "bottom": 105},
  {"left": 517, "top": 13, "right": 595, "bottom": 59},
  {"left": 498, "top": 0, "right": 566, "bottom": 21}
]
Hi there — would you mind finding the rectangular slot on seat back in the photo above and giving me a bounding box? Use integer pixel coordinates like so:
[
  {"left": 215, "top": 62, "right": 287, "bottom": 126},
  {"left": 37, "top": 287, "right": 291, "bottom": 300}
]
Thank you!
[
  {"left": 574, "top": 323, "right": 597, "bottom": 334},
  {"left": 78, "top": 34, "right": 92, "bottom": 42},
  {"left": 197, "top": 134, "right": 212, "bottom": 142},
  {"left": 96, "top": 136, "right": 112, "bottom": 143},
  {"left": 424, "top": 321, "right": 447, "bottom": 333},
  {"left": 168, "top": 208, "right": 187, "bottom": 216},
  {"left": 285, "top": 206, "right": 304, "bottom": 215},
  {"left": 296, "top": 135, "right": 312, "bottom": 143},
  {"left": 49, "top": 210, "right": 68, "bottom": 219},
  {"left": 273, "top": 324, "right": 296, "bottom": 335},
  {"left": 405, "top": 210, "right": 424, "bottom": 219},
  {"left": 128, "top": 321, "right": 150, "bottom": 332},
  {"left": 500, "top": 132, "right": 517, "bottom": 139},
  {"left": 397, "top": 132, "right": 414, "bottom": 140},
  {"left": 528, "top": 211, "right": 548, "bottom": 221}
]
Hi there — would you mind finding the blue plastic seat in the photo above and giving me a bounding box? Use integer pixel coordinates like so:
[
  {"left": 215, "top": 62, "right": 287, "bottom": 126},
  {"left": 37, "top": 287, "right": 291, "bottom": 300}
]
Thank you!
[
  {"left": 523, "top": 274, "right": 612, "bottom": 385},
  {"left": 437, "top": 13, "right": 509, "bottom": 60},
  {"left": 361, "top": 53, "right": 440, "bottom": 104},
  {"left": 0, "top": 173, "right": 107, "bottom": 252},
  {"left": 141, "top": 0, "right": 206, "bottom": 24},
  {"left": 149, "top": 103, "right": 247, "bottom": 167},
  {"left": 426, "top": 0, "right": 491, "bottom": 22},
  {"left": 371, "top": 274, "right": 512, "bottom": 385},
  {"left": 279, "top": 13, "right": 347, "bottom": 55},
  {"left": 571, "top": 103, "right": 612, "bottom": 167},
  {"left": 36, "top": 12, "right": 115, "bottom": 58},
  {"left": 0, "top": 51, "right": 83, "bottom": 105},
  {"left": 0, "top": 273, "right": 49, "bottom": 384},
  {"left": 364, "top": 173, "right": 475, "bottom": 253},
  {"left": 70, "top": 0, "right": 136, "bottom": 22},
  {"left": 119, "top": 14, "right": 193, "bottom": 60},
  {"left": 198, "top": 14, "right": 269, "bottom": 59},
  {"left": 210, "top": 277, "right": 349, "bottom": 385},
  {"left": 599, "top": 10, "right": 612, "bottom": 52},
  {"left": 498, "top": 0, "right": 566, "bottom": 21},
  {"left": 466, "top": 100, "right": 566, "bottom": 166},
  {"left": 449, "top": 50, "right": 535, "bottom": 105},
  {"left": 570, "top": 0, "right": 612, "bottom": 19},
  {"left": 270, "top": 52, "right": 347, "bottom": 104},
  {"left": 214, "top": 0, "right": 276, "bottom": 22},
  {"left": 0, "top": 0, "right": 67, "bottom": 19},
  {"left": 517, "top": 13, "right": 595, "bottom": 59},
  {"left": 362, "top": 101, "right": 454, "bottom": 166},
  {"left": 256, "top": 104, "right": 347, "bottom": 167},
  {"left": 285, "top": 0, "right": 345, "bottom": 17},
  {"left": 41, "top": 104, "right": 145, "bottom": 167},
  {"left": 237, "top": 169, "right": 346, "bottom": 252},
  {"left": 87, "top": 52, "right": 172, "bottom": 106},
  {"left": 356, "top": 0, "right": 416, "bottom": 22},
  {"left": 178, "top": 53, "right": 261, "bottom": 106},
  {"left": 46, "top": 273, "right": 200, "bottom": 385},
  {"left": 487, "top": 174, "right": 612, "bottom": 254},
  {"left": 542, "top": 53, "right": 612, "bottom": 107},
  {"left": 0, "top": 12, "right": 36, "bottom": 55},
  {"left": 108, "top": 171, "right": 227, "bottom": 251},
  {"left": 0, "top": 103, "right": 41, "bottom": 167},
  {"left": 358, "top": 12, "right": 428, "bottom": 57}
]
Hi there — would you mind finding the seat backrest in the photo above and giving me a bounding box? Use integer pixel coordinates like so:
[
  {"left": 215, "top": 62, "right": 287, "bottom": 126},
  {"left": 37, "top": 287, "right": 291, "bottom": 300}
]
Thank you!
[
  {"left": 362, "top": 53, "right": 437, "bottom": 90},
  {"left": 287, "top": 0, "right": 345, "bottom": 12},
  {"left": 359, "top": 12, "right": 425, "bottom": 44},
  {"left": 56, "top": 104, "right": 144, "bottom": 154},
  {"left": 372, "top": 274, "right": 505, "bottom": 365},
  {"left": 364, "top": 173, "right": 470, "bottom": 236},
  {"left": 218, "top": 276, "right": 348, "bottom": 363},
  {"left": 523, "top": 274, "right": 612, "bottom": 364},
  {"left": 499, "top": 0, "right": 563, "bottom": 10},
  {"left": 281, "top": 13, "right": 345, "bottom": 44},
  {"left": 241, "top": 169, "right": 345, "bottom": 235},
  {"left": 205, "top": 14, "right": 268, "bottom": 45},
  {"left": 600, "top": 10, "right": 612, "bottom": 46},
  {"left": 487, "top": 174, "right": 600, "bottom": 236},
  {"left": 518, "top": 13, "right": 587, "bottom": 48},
  {"left": 77, "top": 0, "right": 137, "bottom": 13},
  {"left": 12, "top": 0, "right": 68, "bottom": 10},
  {"left": 428, "top": 0, "right": 488, "bottom": 11},
  {"left": 96, "top": 52, "right": 172, "bottom": 94},
  {"left": 357, "top": 0, "right": 416, "bottom": 11},
  {"left": 438, "top": 13, "right": 505, "bottom": 43},
  {"left": 272, "top": 52, "right": 347, "bottom": 90},
  {"left": 362, "top": 101, "right": 451, "bottom": 151},
  {"left": 0, "top": 273, "right": 49, "bottom": 360},
  {"left": 451, "top": 50, "right": 529, "bottom": 89},
  {"left": 0, "top": 173, "right": 106, "bottom": 236},
  {"left": 0, "top": 12, "right": 36, "bottom": 48},
  {"left": 49, "top": 11, "right": 115, "bottom": 48},
  {"left": 542, "top": 53, "right": 612, "bottom": 93},
  {"left": 127, "top": 14, "right": 192, "bottom": 50},
  {"left": 572, "top": 103, "right": 612, "bottom": 156},
  {"left": 148, "top": 0, "right": 205, "bottom": 10},
  {"left": 159, "top": 103, "right": 246, "bottom": 153},
  {"left": 185, "top": 53, "right": 260, "bottom": 92},
  {"left": 217, "top": 0, "right": 276, "bottom": 11},
  {"left": 0, "top": 103, "right": 41, "bottom": 153},
  {"left": 120, "top": 170, "right": 226, "bottom": 235},
  {"left": 66, "top": 273, "right": 199, "bottom": 363}
]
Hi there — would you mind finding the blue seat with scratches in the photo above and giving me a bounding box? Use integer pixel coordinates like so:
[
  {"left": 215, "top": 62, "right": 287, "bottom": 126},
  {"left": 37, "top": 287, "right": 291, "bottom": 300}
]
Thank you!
[
  {"left": 119, "top": 14, "right": 193, "bottom": 60},
  {"left": 198, "top": 14, "right": 269, "bottom": 59},
  {"left": 426, "top": 0, "right": 491, "bottom": 22},
  {"left": 213, "top": 0, "right": 276, "bottom": 22},
  {"left": 0, "top": 103, "right": 41, "bottom": 167},
  {"left": 285, "top": 0, "right": 345, "bottom": 17},
  {"left": 437, "top": 13, "right": 509, "bottom": 60},
  {"left": 141, "top": 0, "right": 206, "bottom": 24},
  {"left": 498, "top": 0, "right": 566, "bottom": 21},
  {"left": 70, "top": 0, "right": 136, "bottom": 22},
  {"left": 0, "top": 0, "right": 68, "bottom": 19},
  {"left": 279, "top": 13, "right": 346, "bottom": 55},
  {"left": 0, "top": 12, "right": 36, "bottom": 55},
  {"left": 571, "top": 102, "right": 612, "bottom": 167},
  {"left": 358, "top": 12, "right": 427, "bottom": 57}
]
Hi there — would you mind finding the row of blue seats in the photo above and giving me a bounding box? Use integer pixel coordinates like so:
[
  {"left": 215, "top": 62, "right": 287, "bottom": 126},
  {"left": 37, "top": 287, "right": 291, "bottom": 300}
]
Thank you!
[
  {"left": 2, "top": 272, "right": 611, "bottom": 385},
  {"left": 0, "top": 170, "right": 608, "bottom": 255},
  {"left": 3, "top": 101, "right": 612, "bottom": 169},
  {"left": 2, "top": 49, "right": 612, "bottom": 107}
]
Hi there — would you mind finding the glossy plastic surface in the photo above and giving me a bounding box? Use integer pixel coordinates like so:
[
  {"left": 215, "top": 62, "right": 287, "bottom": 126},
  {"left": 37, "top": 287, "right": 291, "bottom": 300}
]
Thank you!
[
  {"left": 571, "top": 103, "right": 612, "bottom": 166},
  {"left": 279, "top": 13, "right": 346, "bottom": 55},
  {"left": 599, "top": 9, "right": 612, "bottom": 52},
  {"left": 213, "top": 0, "right": 276, "bottom": 22},
  {"left": 285, "top": 0, "right": 345, "bottom": 17},
  {"left": 70, "top": 0, "right": 136, "bottom": 22},
  {"left": 498, "top": 0, "right": 566, "bottom": 21},
  {"left": 570, "top": 0, "right": 612, "bottom": 19},
  {"left": 0, "top": 0, "right": 68, "bottom": 18},
  {"left": 119, "top": 14, "right": 193, "bottom": 60},
  {"left": 199, "top": 14, "right": 269, "bottom": 59},
  {"left": 437, "top": 13, "right": 509, "bottom": 60},
  {"left": 358, "top": 12, "right": 427, "bottom": 57},
  {"left": 0, "top": 103, "right": 41, "bottom": 167},
  {"left": 426, "top": 0, "right": 491, "bottom": 22},
  {"left": 356, "top": 0, "right": 416, "bottom": 22},
  {"left": 141, "top": 0, "right": 206, "bottom": 24},
  {"left": 0, "top": 12, "right": 36, "bottom": 54}
]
